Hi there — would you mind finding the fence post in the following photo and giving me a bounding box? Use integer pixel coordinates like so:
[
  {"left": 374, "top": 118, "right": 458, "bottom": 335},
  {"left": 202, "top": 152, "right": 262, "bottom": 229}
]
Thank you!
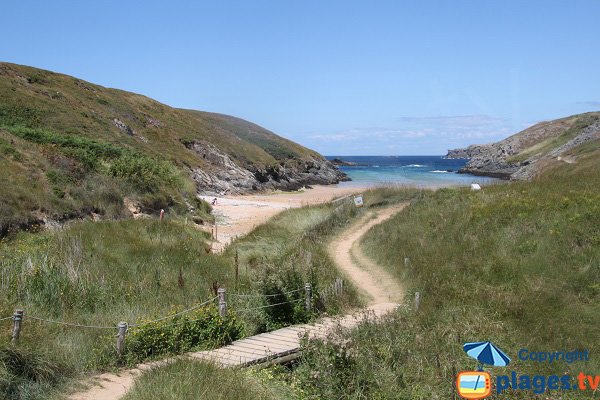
[
  {"left": 234, "top": 250, "right": 239, "bottom": 286},
  {"left": 11, "top": 309, "right": 23, "bottom": 345},
  {"left": 414, "top": 291, "right": 421, "bottom": 312},
  {"left": 116, "top": 322, "right": 128, "bottom": 356},
  {"left": 304, "top": 283, "right": 312, "bottom": 312},
  {"left": 218, "top": 287, "right": 227, "bottom": 317}
]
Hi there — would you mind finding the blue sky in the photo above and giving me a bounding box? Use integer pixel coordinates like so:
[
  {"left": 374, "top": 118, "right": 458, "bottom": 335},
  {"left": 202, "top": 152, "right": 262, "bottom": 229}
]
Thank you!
[{"left": 2, "top": 1, "right": 599, "bottom": 155}]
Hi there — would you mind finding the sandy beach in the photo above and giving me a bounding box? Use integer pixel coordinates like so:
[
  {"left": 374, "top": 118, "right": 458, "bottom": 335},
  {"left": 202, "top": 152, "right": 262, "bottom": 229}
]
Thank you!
[{"left": 199, "top": 185, "right": 362, "bottom": 251}]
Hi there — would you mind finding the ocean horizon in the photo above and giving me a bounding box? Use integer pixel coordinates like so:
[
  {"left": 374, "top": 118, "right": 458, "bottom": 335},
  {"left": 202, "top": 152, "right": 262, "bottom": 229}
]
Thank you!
[{"left": 326, "top": 155, "right": 498, "bottom": 188}]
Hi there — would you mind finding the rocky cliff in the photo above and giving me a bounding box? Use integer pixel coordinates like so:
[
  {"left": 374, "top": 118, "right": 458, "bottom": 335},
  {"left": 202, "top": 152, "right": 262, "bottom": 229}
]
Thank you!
[
  {"left": 446, "top": 112, "right": 600, "bottom": 180},
  {"left": 185, "top": 140, "right": 347, "bottom": 195}
]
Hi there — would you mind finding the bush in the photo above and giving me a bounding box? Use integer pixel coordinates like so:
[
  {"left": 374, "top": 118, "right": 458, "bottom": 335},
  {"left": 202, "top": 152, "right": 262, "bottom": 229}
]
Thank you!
[
  {"left": 124, "top": 307, "right": 243, "bottom": 364},
  {"left": 109, "top": 155, "right": 181, "bottom": 194}
]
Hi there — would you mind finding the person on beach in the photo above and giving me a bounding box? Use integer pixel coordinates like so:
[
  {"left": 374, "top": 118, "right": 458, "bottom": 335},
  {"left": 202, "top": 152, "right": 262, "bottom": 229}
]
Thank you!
[{"left": 212, "top": 198, "right": 218, "bottom": 206}]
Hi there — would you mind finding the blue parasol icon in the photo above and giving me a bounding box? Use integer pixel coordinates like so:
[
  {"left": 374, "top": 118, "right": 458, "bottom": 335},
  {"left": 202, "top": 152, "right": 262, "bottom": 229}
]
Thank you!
[{"left": 463, "top": 341, "right": 511, "bottom": 370}]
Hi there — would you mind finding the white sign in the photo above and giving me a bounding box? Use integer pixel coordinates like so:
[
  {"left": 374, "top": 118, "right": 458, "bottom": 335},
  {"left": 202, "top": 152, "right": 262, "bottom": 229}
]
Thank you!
[{"left": 354, "top": 195, "right": 364, "bottom": 207}]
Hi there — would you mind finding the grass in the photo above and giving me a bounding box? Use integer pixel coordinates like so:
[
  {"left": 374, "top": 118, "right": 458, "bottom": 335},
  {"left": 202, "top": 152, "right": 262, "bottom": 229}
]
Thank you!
[
  {"left": 122, "top": 360, "right": 291, "bottom": 400},
  {"left": 0, "top": 61, "right": 319, "bottom": 174},
  {"left": 0, "top": 194, "right": 386, "bottom": 399},
  {"left": 284, "top": 149, "right": 600, "bottom": 399},
  {"left": 0, "top": 61, "right": 337, "bottom": 240}
]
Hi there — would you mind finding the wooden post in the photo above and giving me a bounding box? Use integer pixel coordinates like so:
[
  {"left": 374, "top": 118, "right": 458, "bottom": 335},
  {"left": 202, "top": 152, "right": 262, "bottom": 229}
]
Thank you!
[
  {"left": 234, "top": 250, "right": 239, "bottom": 286},
  {"left": 218, "top": 287, "right": 227, "bottom": 317},
  {"left": 414, "top": 291, "right": 421, "bottom": 312},
  {"left": 214, "top": 222, "right": 218, "bottom": 242},
  {"left": 116, "top": 322, "right": 127, "bottom": 356},
  {"left": 304, "top": 283, "right": 312, "bottom": 312},
  {"left": 11, "top": 309, "right": 23, "bottom": 345}
]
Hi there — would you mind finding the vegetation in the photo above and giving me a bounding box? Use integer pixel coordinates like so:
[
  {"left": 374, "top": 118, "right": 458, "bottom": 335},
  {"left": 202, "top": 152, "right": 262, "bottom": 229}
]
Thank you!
[
  {"left": 0, "top": 61, "right": 335, "bottom": 239},
  {"left": 122, "top": 360, "right": 290, "bottom": 400},
  {"left": 286, "top": 148, "right": 600, "bottom": 399},
  {"left": 0, "top": 195, "right": 374, "bottom": 399}
]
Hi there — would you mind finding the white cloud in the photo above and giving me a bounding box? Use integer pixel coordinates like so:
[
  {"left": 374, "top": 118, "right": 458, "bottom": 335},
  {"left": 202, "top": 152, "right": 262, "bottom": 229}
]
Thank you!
[{"left": 292, "top": 114, "right": 523, "bottom": 155}]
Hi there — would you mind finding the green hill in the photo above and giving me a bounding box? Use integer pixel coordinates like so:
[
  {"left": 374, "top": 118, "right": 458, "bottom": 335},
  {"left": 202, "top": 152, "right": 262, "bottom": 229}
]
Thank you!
[
  {"left": 446, "top": 111, "right": 600, "bottom": 179},
  {"left": 0, "top": 62, "right": 346, "bottom": 236}
]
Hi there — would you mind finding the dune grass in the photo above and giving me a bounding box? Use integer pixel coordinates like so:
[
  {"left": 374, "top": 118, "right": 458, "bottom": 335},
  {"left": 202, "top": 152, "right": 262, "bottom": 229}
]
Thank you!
[
  {"left": 0, "top": 193, "right": 390, "bottom": 399},
  {"left": 122, "top": 360, "right": 292, "bottom": 400},
  {"left": 288, "top": 151, "right": 600, "bottom": 399}
]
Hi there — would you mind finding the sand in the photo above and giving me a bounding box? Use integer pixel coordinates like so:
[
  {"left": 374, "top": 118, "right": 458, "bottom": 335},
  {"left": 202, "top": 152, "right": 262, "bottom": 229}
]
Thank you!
[{"left": 199, "top": 185, "right": 362, "bottom": 252}]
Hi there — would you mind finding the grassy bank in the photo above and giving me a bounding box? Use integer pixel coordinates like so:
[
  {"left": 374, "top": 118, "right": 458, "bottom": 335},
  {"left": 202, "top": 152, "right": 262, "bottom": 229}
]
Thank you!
[
  {"left": 287, "top": 152, "right": 600, "bottom": 398},
  {"left": 122, "top": 360, "right": 292, "bottom": 400},
  {"left": 0, "top": 195, "right": 373, "bottom": 399}
]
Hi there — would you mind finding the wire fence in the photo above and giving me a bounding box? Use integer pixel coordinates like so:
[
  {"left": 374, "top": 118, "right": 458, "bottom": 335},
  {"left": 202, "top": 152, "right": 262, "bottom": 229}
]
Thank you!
[
  {"left": 235, "top": 298, "right": 304, "bottom": 313},
  {"left": 3, "top": 279, "right": 348, "bottom": 359},
  {"left": 230, "top": 288, "right": 304, "bottom": 298},
  {"left": 2, "top": 280, "right": 345, "bottom": 335},
  {"left": 129, "top": 296, "right": 219, "bottom": 328},
  {"left": 25, "top": 316, "right": 115, "bottom": 330}
]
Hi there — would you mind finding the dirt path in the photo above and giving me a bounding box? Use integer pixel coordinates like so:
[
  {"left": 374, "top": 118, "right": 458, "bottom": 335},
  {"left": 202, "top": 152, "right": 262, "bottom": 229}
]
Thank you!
[
  {"left": 67, "top": 202, "right": 406, "bottom": 400},
  {"left": 328, "top": 204, "right": 407, "bottom": 306}
]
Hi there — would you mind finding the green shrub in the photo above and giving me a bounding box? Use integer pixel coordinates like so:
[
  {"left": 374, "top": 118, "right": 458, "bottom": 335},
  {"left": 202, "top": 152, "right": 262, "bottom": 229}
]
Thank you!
[
  {"left": 0, "top": 106, "right": 43, "bottom": 128},
  {"left": 0, "top": 139, "right": 22, "bottom": 161},
  {"left": 109, "top": 155, "right": 181, "bottom": 193},
  {"left": 124, "top": 307, "right": 243, "bottom": 364}
]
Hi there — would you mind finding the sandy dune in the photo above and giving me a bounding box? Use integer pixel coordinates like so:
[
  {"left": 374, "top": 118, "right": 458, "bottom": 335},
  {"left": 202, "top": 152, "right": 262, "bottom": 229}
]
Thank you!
[{"left": 199, "top": 185, "right": 362, "bottom": 252}]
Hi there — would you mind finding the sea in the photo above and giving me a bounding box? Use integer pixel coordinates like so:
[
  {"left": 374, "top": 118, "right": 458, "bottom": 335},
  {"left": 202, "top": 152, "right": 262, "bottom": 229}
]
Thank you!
[{"left": 326, "top": 156, "right": 498, "bottom": 188}]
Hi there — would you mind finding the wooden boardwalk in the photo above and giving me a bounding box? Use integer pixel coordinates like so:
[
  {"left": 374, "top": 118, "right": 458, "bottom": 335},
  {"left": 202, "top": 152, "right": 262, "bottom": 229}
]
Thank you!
[{"left": 189, "top": 302, "right": 397, "bottom": 367}]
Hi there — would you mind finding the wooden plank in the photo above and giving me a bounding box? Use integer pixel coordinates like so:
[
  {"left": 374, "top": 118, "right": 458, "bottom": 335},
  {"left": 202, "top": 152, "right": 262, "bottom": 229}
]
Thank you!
[
  {"left": 221, "top": 345, "right": 267, "bottom": 357},
  {"left": 262, "top": 332, "right": 300, "bottom": 342},
  {"left": 240, "top": 337, "right": 297, "bottom": 351},
  {"left": 254, "top": 332, "right": 300, "bottom": 345},
  {"left": 234, "top": 341, "right": 294, "bottom": 355},
  {"left": 213, "top": 347, "right": 262, "bottom": 361},
  {"left": 229, "top": 341, "right": 294, "bottom": 356},
  {"left": 238, "top": 335, "right": 296, "bottom": 347},
  {"left": 205, "top": 350, "right": 251, "bottom": 366}
]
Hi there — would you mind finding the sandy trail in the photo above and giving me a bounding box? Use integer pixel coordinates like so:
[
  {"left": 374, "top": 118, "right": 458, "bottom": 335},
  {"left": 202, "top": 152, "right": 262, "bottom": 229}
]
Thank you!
[
  {"left": 328, "top": 204, "right": 407, "bottom": 306},
  {"left": 67, "top": 192, "right": 406, "bottom": 400}
]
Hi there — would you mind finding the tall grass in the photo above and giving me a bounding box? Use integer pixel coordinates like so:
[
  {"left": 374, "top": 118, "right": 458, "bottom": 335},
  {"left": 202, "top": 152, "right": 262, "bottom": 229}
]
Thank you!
[
  {"left": 288, "top": 153, "right": 600, "bottom": 399},
  {"left": 0, "top": 194, "right": 394, "bottom": 399},
  {"left": 122, "top": 360, "right": 287, "bottom": 400}
]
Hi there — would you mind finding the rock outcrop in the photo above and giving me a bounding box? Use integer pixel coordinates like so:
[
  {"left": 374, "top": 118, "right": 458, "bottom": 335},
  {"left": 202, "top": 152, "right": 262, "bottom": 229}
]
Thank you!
[
  {"left": 185, "top": 141, "right": 348, "bottom": 195},
  {"left": 446, "top": 112, "right": 600, "bottom": 180}
]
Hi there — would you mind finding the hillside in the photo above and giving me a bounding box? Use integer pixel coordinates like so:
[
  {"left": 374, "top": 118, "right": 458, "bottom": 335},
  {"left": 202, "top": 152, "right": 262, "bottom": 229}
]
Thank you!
[
  {"left": 0, "top": 62, "right": 346, "bottom": 236},
  {"left": 446, "top": 111, "right": 600, "bottom": 179},
  {"left": 280, "top": 137, "right": 600, "bottom": 399}
]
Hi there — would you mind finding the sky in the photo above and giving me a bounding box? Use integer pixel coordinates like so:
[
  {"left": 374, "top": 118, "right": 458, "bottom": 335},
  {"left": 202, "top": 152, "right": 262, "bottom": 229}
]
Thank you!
[{"left": 2, "top": 1, "right": 600, "bottom": 155}]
